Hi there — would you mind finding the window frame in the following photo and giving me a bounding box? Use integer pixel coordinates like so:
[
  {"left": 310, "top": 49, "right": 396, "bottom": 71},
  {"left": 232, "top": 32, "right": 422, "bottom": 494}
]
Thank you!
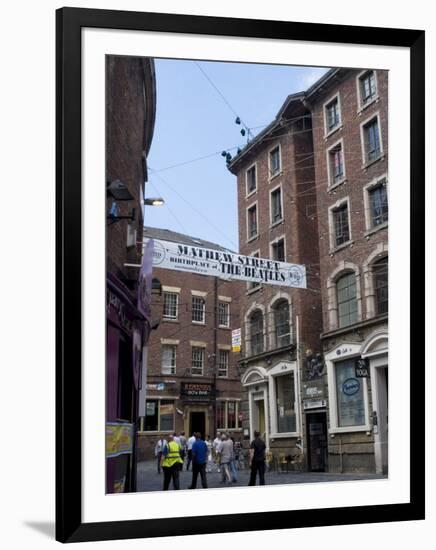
[
  {"left": 269, "top": 183, "right": 283, "bottom": 226},
  {"left": 161, "top": 344, "right": 177, "bottom": 375},
  {"left": 336, "top": 271, "right": 358, "bottom": 328},
  {"left": 268, "top": 143, "right": 282, "bottom": 180},
  {"left": 162, "top": 290, "right": 179, "bottom": 320},
  {"left": 143, "top": 398, "right": 176, "bottom": 433},
  {"left": 363, "top": 173, "right": 389, "bottom": 233},
  {"left": 360, "top": 111, "right": 384, "bottom": 166},
  {"left": 329, "top": 197, "right": 352, "bottom": 251},
  {"left": 273, "top": 299, "right": 291, "bottom": 348},
  {"left": 246, "top": 200, "right": 259, "bottom": 242},
  {"left": 191, "top": 345, "right": 205, "bottom": 376},
  {"left": 270, "top": 235, "right": 286, "bottom": 262},
  {"left": 246, "top": 249, "right": 262, "bottom": 293},
  {"left": 245, "top": 162, "right": 257, "bottom": 198},
  {"left": 268, "top": 361, "right": 300, "bottom": 438},
  {"left": 326, "top": 137, "right": 346, "bottom": 189},
  {"left": 373, "top": 256, "right": 389, "bottom": 316},
  {"left": 249, "top": 308, "right": 264, "bottom": 356},
  {"left": 323, "top": 91, "right": 342, "bottom": 137},
  {"left": 217, "top": 348, "right": 230, "bottom": 378},
  {"left": 191, "top": 294, "right": 206, "bottom": 324},
  {"left": 218, "top": 300, "right": 230, "bottom": 328},
  {"left": 356, "top": 69, "right": 379, "bottom": 112},
  {"left": 216, "top": 399, "right": 240, "bottom": 431}
]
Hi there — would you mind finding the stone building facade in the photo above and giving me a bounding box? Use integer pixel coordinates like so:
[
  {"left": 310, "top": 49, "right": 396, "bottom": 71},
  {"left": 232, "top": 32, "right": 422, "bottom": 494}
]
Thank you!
[
  {"left": 228, "top": 67, "right": 388, "bottom": 474},
  {"left": 137, "top": 227, "right": 244, "bottom": 460}
]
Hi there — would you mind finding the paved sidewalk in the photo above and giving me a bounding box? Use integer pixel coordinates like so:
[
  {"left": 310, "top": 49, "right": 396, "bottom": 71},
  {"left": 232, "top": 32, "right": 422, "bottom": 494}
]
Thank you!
[{"left": 136, "top": 460, "right": 386, "bottom": 492}]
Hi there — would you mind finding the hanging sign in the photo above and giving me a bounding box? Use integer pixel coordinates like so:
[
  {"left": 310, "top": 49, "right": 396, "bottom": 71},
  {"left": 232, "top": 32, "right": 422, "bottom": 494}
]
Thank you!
[
  {"left": 232, "top": 328, "right": 242, "bottom": 352},
  {"left": 355, "top": 358, "right": 370, "bottom": 378},
  {"left": 144, "top": 238, "right": 306, "bottom": 289}
]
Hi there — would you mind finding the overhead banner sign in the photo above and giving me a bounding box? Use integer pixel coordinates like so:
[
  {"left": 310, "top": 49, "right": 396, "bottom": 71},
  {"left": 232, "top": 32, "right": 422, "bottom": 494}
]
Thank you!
[{"left": 144, "top": 238, "right": 306, "bottom": 289}]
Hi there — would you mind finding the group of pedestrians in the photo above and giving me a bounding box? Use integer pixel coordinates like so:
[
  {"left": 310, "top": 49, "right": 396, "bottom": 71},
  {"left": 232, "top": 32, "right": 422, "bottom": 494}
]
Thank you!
[{"left": 154, "top": 430, "right": 266, "bottom": 490}]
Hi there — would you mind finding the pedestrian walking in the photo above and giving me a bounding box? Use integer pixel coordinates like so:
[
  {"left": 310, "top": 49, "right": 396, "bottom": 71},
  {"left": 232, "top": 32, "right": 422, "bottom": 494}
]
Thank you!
[
  {"left": 230, "top": 437, "right": 238, "bottom": 482},
  {"left": 189, "top": 433, "right": 208, "bottom": 489},
  {"left": 205, "top": 434, "right": 213, "bottom": 472},
  {"left": 213, "top": 432, "right": 222, "bottom": 472},
  {"left": 217, "top": 433, "right": 233, "bottom": 485},
  {"left": 179, "top": 431, "right": 187, "bottom": 465},
  {"left": 161, "top": 434, "right": 183, "bottom": 490},
  {"left": 248, "top": 431, "right": 266, "bottom": 486},
  {"left": 186, "top": 432, "right": 196, "bottom": 471},
  {"left": 154, "top": 437, "right": 167, "bottom": 474}
]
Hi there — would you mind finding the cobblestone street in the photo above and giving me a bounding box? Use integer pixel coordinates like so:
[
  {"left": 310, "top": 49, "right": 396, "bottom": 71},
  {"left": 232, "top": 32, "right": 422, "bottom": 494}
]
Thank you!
[{"left": 136, "top": 460, "right": 386, "bottom": 492}]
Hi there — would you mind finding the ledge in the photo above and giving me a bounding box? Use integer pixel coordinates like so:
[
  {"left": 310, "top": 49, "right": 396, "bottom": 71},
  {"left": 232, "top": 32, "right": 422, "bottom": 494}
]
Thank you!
[{"left": 321, "top": 313, "right": 388, "bottom": 340}]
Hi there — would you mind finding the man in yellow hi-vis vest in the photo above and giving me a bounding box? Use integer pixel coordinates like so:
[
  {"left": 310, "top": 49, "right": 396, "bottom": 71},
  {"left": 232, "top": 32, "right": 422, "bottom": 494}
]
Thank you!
[{"left": 161, "top": 433, "right": 184, "bottom": 490}]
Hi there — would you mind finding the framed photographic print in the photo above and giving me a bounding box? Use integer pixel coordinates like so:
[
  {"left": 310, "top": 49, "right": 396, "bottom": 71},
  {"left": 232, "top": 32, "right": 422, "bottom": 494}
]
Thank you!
[{"left": 56, "top": 7, "right": 425, "bottom": 543}]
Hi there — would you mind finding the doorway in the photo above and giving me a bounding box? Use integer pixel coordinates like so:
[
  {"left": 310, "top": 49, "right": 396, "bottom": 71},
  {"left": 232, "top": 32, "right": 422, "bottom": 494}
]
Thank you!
[
  {"left": 189, "top": 411, "right": 206, "bottom": 437},
  {"left": 373, "top": 365, "right": 388, "bottom": 474},
  {"left": 306, "top": 412, "right": 328, "bottom": 472}
]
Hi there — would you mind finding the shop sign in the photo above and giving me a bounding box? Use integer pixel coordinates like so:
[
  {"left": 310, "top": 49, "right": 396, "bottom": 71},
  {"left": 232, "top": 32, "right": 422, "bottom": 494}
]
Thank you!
[
  {"left": 181, "top": 382, "right": 213, "bottom": 399},
  {"left": 232, "top": 328, "right": 241, "bottom": 352},
  {"left": 106, "top": 422, "right": 134, "bottom": 458},
  {"left": 146, "top": 382, "right": 165, "bottom": 391},
  {"left": 144, "top": 237, "right": 306, "bottom": 288},
  {"left": 303, "top": 382, "right": 325, "bottom": 399},
  {"left": 355, "top": 358, "right": 370, "bottom": 378},
  {"left": 342, "top": 378, "right": 360, "bottom": 396},
  {"left": 107, "top": 291, "right": 132, "bottom": 332},
  {"left": 303, "top": 398, "right": 327, "bottom": 410}
]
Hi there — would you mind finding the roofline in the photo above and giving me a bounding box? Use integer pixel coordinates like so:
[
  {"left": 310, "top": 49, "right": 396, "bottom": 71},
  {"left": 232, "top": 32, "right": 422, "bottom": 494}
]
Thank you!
[{"left": 143, "top": 225, "right": 235, "bottom": 253}]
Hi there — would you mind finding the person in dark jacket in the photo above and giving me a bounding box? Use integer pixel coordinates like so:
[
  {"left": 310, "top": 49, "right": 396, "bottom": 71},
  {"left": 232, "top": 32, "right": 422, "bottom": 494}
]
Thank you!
[
  {"left": 189, "top": 432, "right": 208, "bottom": 489},
  {"left": 248, "top": 431, "right": 266, "bottom": 486}
]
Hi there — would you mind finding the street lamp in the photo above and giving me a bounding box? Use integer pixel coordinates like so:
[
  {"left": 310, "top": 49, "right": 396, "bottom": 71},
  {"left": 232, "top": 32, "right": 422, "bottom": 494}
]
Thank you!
[{"left": 144, "top": 197, "right": 165, "bottom": 206}]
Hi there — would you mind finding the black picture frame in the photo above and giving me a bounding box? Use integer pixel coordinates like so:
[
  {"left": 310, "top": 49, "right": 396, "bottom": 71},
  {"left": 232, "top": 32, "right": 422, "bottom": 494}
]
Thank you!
[{"left": 56, "top": 7, "right": 425, "bottom": 543}]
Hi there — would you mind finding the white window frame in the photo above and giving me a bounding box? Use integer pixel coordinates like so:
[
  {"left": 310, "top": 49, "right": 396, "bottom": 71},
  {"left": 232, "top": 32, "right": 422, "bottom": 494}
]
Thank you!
[
  {"left": 162, "top": 290, "right": 179, "bottom": 320},
  {"left": 245, "top": 162, "right": 257, "bottom": 198},
  {"left": 269, "top": 183, "right": 284, "bottom": 227},
  {"left": 218, "top": 300, "right": 230, "bottom": 328},
  {"left": 244, "top": 302, "right": 266, "bottom": 357},
  {"left": 360, "top": 111, "right": 384, "bottom": 166},
  {"left": 190, "top": 344, "right": 206, "bottom": 376},
  {"left": 363, "top": 173, "right": 389, "bottom": 233},
  {"left": 217, "top": 346, "right": 230, "bottom": 378},
  {"left": 269, "top": 234, "right": 286, "bottom": 262},
  {"left": 268, "top": 361, "right": 300, "bottom": 438},
  {"left": 325, "top": 343, "right": 371, "bottom": 434},
  {"left": 191, "top": 292, "right": 206, "bottom": 325},
  {"left": 246, "top": 249, "right": 262, "bottom": 293},
  {"left": 246, "top": 200, "right": 259, "bottom": 242},
  {"left": 326, "top": 137, "right": 347, "bottom": 189},
  {"left": 216, "top": 399, "right": 241, "bottom": 431},
  {"left": 356, "top": 69, "right": 379, "bottom": 113},
  {"left": 328, "top": 196, "right": 352, "bottom": 251},
  {"left": 161, "top": 343, "right": 177, "bottom": 375},
  {"left": 268, "top": 143, "right": 282, "bottom": 181},
  {"left": 323, "top": 91, "right": 342, "bottom": 138}
]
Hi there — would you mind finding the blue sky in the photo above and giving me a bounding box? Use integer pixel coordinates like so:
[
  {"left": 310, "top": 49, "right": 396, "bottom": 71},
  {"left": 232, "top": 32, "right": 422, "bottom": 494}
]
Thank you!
[{"left": 145, "top": 59, "right": 328, "bottom": 252}]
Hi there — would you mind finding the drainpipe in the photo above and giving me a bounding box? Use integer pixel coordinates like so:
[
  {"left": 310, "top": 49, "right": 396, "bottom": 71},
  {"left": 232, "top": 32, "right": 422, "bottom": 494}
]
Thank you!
[
  {"left": 295, "top": 314, "right": 303, "bottom": 450},
  {"left": 213, "top": 276, "right": 218, "bottom": 436}
]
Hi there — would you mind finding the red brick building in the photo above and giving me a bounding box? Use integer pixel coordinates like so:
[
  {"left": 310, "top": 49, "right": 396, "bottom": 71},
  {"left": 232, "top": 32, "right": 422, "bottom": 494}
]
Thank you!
[
  {"left": 228, "top": 67, "right": 388, "bottom": 474},
  {"left": 137, "top": 227, "right": 244, "bottom": 460},
  {"left": 306, "top": 68, "right": 388, "bottom": 474},
  {"left": 105, "top": 56, "right": 156, "bottom": 492}
]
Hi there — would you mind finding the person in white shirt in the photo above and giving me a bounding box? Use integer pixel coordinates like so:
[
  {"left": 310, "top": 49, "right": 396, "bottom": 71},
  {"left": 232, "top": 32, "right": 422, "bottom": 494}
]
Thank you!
[
  {"left": 213, "top": 432, "right": 222, "bottom": 472},
  {"left": 154, "top": 438, "right": 167, "bottom": 474},
  {"left": 186, "top": 433, "right": 196, "bottom": 471}
]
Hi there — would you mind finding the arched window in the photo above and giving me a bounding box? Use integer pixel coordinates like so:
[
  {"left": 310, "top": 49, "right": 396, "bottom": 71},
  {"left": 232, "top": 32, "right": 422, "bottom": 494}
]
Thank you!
[
  {"left": 337, "top": 272, "right": 358, "bottom": 328},
  {"left": 274, "top": 300, "right": 290, "bottom": 348},
  {"left": 373, "top": 256, "right": 388, "bottom": 315},
  {"left": 250, "top": 310, "right": 264, "bottom": 355}
]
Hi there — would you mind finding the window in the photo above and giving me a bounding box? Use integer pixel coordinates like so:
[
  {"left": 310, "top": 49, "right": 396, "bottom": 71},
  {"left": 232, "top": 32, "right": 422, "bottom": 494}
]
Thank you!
[
  {"left": 144, "top": 399, "right": 175, "bottom": 432},
  {"left": 337, "top": 273, "right": 358, "bottom": 327},
  {"left": 328, "top": 142, "right": 345, "bottom": 185},
  {"left": 192, "top": 296, "right": 205, "bottom": 323},
  {"left": 161, "top": 345, "right": 176, "bottom": 375},
  {"left": 270, "top": 187, "right": 283, "bottom": 224},
  {"left": 216, "top": 401, "right": 226, "bottom": 429},
  {"left": 369, "top": 181, "right": 388, "bottom": 227},
  {"left": 163, "top": 292, "right": 178, "bottom": 319},
  {"left": 269, "top": 146, "right": 281, "bottom": 177},
  {"left": 250, "top": 309, "right": 264, "bottom": 355},
  {"left": 246, "top": 165, "right": 257, "bottom": 195},
  {"left": 218, "top": 301, "right": 230, "bottom": 327},
  {"left": 218, "top": 349, "right": 229, "bottom": 377},
  {"left": 271, "top": 238, "right": 285, "bottom": 262},
  {"left": 216, "top": 400, "right": 239, "bottom": 430},
  {"left": 247, "top": 204, "right": 258, "bottom": 239},
  {"left": 335, "top": 360, "right": 365, "bottom": 427},
  {"left": 359, "top": 70, "right": 377, "bottom": 105},
  {"left": 373, "top": 257, "right": 388, "bottom": 315},
  {"left": 325, "top": 96, "right": 340, "bottom": 132},
  {"left": 274, "top": 300, "right": 291, "bottom": 348},
  {"left": 363, "top": 117, "right": 381, "bottom": 163},
  {"left": 275, "top": 373, "right": 296, "bottom": 433},
  {"left": 191, "top": 346, "right": 204, "bottom": 376},
  {"left": 248, "top": 251, "right": 261, "bottom": 291},
  {"left": 332, "top": 203, "right": 350, "bottom": 247}
]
